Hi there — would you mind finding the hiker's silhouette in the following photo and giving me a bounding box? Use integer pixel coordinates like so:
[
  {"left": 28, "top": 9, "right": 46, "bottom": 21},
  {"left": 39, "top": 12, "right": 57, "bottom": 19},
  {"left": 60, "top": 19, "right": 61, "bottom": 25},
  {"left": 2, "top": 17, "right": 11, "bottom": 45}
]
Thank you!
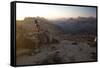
[{"left": 34, "top": 19, "right": 40, "bottom": 32}]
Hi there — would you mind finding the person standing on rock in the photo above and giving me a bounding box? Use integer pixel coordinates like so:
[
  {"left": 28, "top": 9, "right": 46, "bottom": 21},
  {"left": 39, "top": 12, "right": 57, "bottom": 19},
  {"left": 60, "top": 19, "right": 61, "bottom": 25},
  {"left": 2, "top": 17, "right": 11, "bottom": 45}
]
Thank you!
[{"left": 34, "top": 19, "right": 41, "bottom": 50}]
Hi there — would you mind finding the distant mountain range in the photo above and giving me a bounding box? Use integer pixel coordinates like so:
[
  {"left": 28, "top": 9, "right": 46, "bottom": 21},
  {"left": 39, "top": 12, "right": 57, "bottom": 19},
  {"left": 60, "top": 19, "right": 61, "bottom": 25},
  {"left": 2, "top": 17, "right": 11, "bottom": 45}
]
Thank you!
[
  {"left": 17, "top": 17, "right": 97, "bottom": 35},
  {"left": 51, "top": 17, "right": 97, "bottom": 35}
]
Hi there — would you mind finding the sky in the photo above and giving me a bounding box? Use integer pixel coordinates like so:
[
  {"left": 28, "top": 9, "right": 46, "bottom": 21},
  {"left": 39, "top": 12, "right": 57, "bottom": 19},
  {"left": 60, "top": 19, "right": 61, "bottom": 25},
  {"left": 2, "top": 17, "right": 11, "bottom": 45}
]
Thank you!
[{"left": 16, "top": 3, "right": 97, "bottom": 20}]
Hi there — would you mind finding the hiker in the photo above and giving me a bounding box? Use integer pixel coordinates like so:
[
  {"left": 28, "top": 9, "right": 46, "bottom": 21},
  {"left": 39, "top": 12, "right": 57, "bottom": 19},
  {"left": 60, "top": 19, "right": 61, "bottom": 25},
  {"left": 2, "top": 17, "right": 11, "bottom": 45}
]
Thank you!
[{"left": 34, "top": 19, "right": 41, "bottom": 49}]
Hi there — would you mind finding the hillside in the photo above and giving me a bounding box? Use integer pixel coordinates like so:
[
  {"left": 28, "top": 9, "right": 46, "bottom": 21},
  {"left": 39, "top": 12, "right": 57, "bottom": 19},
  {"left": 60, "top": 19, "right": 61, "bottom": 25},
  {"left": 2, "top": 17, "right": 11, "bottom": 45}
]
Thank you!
[{"left": 16, "top": 17, "right": 62, "bottom": 50}]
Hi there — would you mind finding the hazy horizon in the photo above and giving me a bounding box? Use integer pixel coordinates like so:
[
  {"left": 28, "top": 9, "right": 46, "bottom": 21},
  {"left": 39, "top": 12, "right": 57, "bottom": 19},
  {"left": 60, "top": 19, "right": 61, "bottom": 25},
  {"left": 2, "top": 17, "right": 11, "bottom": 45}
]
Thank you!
[{"left": 16, "top": 3, "right": 96, "bottom": 20}]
